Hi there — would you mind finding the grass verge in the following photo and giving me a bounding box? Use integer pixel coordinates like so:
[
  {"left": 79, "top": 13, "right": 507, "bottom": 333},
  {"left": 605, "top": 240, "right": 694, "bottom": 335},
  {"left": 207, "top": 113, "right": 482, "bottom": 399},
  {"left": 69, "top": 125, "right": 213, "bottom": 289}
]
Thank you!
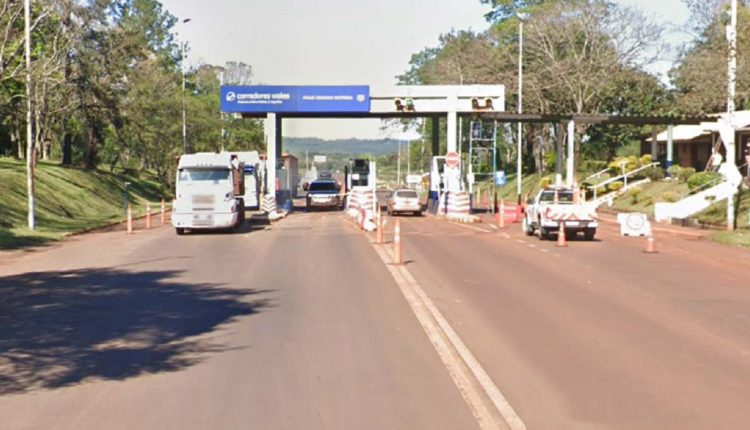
[{"left": 0, "top": 158, "right": 170, "bottom": 250}]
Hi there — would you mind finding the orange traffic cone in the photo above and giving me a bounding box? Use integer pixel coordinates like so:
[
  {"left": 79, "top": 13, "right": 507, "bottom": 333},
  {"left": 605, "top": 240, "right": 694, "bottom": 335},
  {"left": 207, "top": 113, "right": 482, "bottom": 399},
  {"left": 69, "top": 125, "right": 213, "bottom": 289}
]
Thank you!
[
  {"left": 645, "top": 234, "right": 656, "bottom": 253},
  {"left": 498, "top": 199, "right": 506, "bottom": 228},
  {"left": 556, "top": 222, "right": 567, "bottom": 247},
  {"left": 127, "top": 204, "right": 133, "bottom": 234}
]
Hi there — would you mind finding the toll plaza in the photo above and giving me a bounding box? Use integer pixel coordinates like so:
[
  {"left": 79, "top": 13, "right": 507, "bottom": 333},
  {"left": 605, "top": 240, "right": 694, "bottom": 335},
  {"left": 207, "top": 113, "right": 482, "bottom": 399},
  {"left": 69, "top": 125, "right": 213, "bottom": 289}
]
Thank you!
[{"left": 220, "top": 84, "right": 505, "bottom": 215}]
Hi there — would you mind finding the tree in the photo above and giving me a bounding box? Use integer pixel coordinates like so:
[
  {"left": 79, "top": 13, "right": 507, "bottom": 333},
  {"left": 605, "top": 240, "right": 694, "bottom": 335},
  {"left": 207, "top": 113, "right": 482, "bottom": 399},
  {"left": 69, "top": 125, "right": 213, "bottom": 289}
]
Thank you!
[{"left": 670, "top": 1, "right": 750, "bottom": 113}]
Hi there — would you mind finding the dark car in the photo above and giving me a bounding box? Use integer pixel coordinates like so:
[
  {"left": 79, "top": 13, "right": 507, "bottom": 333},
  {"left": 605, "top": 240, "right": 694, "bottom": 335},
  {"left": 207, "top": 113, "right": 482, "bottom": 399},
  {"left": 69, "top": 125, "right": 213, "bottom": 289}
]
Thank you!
[{"left": 306, "top": 179, "right": 341, "bottom": 211}]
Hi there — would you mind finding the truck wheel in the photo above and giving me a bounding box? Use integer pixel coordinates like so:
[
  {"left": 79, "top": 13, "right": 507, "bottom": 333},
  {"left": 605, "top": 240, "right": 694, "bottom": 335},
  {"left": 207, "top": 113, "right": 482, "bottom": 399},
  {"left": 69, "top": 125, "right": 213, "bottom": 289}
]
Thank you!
[
  {"left": 584, "top": 229, "right": 596, "bottom": 241},
  {"left": 522, "top": 216, "right": 534, "bottom": 236},
  {"left": 538, "top": 227, "right": 550, "bottom": 241},
  {"left": 175, "top": 227, "right": 185, "bottom": 235}
]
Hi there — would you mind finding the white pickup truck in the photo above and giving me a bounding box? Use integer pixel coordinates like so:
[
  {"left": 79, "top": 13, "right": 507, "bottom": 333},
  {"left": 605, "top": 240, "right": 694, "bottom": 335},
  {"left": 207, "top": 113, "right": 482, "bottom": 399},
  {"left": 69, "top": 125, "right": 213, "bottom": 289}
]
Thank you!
[{"left": 522, "top": 187, "right": 598, "bottom": 241}]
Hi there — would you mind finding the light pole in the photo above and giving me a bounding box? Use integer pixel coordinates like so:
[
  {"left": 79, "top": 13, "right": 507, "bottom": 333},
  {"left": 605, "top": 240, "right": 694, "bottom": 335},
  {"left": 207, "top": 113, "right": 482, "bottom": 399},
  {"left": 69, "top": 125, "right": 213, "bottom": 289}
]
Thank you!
[
  {"left": 516, "top": 12, "right": 528, "bottom": 203},
  {"left": 726, "top": 0, "right": 737, "bottom": 230},
  {"left": 24, "top": 0, "right": 35, "bottom": 230},
  {"left": 180, "top": 18, "right": 191, "bottom": 154}
]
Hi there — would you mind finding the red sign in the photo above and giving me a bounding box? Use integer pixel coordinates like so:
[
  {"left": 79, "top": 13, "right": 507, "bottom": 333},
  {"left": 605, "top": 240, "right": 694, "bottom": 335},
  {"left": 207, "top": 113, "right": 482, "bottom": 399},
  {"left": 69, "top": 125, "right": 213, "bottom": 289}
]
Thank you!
[{"left": 445, "top": 151, "right": 460, "bottom": 168}]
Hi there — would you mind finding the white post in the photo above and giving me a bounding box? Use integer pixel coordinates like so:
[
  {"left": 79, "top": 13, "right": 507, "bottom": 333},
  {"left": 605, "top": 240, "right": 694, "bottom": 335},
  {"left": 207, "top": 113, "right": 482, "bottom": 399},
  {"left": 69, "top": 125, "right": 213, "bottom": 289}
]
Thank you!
[
  {"left": 265, "top": 113, "right": 277, "bottom": 200},
  {"left": 667, "top": 125, "right": 674, "bottom": 170},
  {"left": 516, "top": 18, "right": 524, "bottom": 201},
  {"left": 566, "top": 119, "right": 575, "bottom": 187},
  {"left": 24, "top": 0, "right": 35, "bottom": 230},
  {"left": 726, "top": 0, "right": 738, "bottom": 230},
  {"left": 447, "top": 97, "right": 458, "bottom": 153},
  {"left": 397, "top": 140, "right": 402, "bottom": 186}
]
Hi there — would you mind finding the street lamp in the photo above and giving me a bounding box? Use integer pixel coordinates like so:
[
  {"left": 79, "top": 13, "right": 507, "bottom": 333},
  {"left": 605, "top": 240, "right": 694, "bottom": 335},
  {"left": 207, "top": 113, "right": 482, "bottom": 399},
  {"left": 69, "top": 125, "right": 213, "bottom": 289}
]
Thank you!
[
  {"left": 516, "top": 12, "right": 528, "bottom": 203},
  {"left": 180, "top": 18, "right": 191, "bottom": 154},
  {"left": 24, "top": 0, "right": 35, "bottom": 230},
  {"left": 726, "top": 0, "right": 737, "bottom": 230}
]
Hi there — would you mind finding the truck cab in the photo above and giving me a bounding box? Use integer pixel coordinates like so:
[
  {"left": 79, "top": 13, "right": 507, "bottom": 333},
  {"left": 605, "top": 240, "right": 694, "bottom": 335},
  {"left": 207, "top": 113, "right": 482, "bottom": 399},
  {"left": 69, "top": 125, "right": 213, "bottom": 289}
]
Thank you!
[{"left": 172, "top": 152, "right": 245, "bottom": 235}]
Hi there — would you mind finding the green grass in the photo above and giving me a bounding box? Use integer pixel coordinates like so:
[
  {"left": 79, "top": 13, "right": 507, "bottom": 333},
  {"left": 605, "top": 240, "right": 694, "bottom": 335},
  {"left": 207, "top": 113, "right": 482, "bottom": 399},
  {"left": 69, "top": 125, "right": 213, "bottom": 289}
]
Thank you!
[
  {"left": 711, "top": 228, "right": 750, "bottom": 249},
  {"left": 0, "top": 158, "right": 170, "bottom": 250},
  {"left": 610, "top": 180, "right": 689, "bottom": 216}
]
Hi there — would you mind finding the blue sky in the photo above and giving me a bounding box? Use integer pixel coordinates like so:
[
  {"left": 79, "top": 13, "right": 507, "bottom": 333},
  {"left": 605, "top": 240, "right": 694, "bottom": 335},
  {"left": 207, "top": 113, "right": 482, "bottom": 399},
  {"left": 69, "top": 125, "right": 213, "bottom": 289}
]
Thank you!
[{"left": 162, "top": 0, "right": 692, "bottom": 140}]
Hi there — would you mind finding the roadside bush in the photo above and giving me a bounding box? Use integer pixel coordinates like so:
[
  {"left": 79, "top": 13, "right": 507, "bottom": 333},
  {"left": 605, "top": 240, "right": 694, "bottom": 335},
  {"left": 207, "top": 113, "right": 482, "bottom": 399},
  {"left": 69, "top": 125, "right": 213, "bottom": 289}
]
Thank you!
[
  {"left": 639, "top": 154, "right": 653, "bottom": 166},
  {"left": 687, "top": 171, "right": 721, "bottom": 191},
  {"left": 607, "top": 181, "right": 624, "bottom": 192},
  {"left": 608, "top": 156, "right": 638, "bottom": 173},
  {"left": 667, "top": 165, "right": 682, "bottom": 179},
  {"left": 580, "top": 159, "right": 608, "bottom": 174},
  {"left": 661, "top": 192, "right": 679, "bottom": 203},
  {"left": 641, "top": 195, "right": 654, "bottom": 206},
  {"left": 626, "top": 188, "right": 642, "bottom": 204},
  {"left": 678, "top": 167, "right": 695, "bottom": 182},
  {"left": 642, "top": 166, "right": 665, "bottom": 181},
  {"left": 540, "top": 176, "right": 553, "bottom": 188}
]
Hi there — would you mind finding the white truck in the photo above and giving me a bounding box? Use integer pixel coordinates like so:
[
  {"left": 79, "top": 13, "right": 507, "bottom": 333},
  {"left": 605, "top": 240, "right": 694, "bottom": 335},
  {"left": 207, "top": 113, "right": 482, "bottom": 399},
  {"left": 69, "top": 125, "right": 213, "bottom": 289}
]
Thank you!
[
  {"left": 172, "top": 152, "right": 245, "bottom": 235},
  {"left": 522, "top": 187, "right": 598, "bottom": 241},
  {"left": 234, "top": 151, "right": 262, "bottom": 209}
]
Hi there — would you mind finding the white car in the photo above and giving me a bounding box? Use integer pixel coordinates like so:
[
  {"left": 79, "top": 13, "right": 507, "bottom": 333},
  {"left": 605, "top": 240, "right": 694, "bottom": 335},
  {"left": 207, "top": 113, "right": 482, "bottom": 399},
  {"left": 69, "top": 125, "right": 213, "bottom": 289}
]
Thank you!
[{"left": 387, "top": 189, "right": 422, "bottom": 216}]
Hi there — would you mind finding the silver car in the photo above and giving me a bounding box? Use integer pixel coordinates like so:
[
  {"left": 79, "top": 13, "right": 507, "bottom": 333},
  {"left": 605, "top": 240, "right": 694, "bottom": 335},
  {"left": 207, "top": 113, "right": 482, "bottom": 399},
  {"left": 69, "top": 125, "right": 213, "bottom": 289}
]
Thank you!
[{"left": 387, "top": 189, "right": 422, "bottom": 216}]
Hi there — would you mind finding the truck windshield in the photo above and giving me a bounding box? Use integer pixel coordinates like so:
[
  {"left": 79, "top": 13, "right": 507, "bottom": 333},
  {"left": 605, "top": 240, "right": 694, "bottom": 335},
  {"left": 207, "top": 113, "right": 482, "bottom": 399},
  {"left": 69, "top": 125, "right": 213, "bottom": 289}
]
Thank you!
[
  {"left": 396, "top": 190, "right": 419, "bottom": 198},
  {"left": 540, "top": 191, "right": 574, "bottom": 203},
  {"left": 179, "top": 169, "right": 230, "bottom": 183},
  {"left": 309, "top": 181, "right": 337, "bottom": 192}
]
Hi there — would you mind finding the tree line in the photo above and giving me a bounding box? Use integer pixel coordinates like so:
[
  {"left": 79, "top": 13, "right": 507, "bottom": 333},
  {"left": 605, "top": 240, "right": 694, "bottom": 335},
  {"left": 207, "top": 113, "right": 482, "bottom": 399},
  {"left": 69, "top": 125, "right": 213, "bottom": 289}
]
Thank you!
[
  {"left": 0, "top": 0, "right": 264, "bottom": 183},
  {"left": 399, "top": 0, "right": 750, "bottom": 174}
]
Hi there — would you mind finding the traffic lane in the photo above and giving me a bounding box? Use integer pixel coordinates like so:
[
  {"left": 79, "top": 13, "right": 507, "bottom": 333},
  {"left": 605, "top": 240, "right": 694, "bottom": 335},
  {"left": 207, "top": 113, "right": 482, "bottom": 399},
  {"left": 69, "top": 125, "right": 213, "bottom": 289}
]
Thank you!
[
  {"left": 391, "top": 215, "right": 750, "bottom": 429},
  {"left": 0, "top": 212, "right": 480, "bottom": 430}
]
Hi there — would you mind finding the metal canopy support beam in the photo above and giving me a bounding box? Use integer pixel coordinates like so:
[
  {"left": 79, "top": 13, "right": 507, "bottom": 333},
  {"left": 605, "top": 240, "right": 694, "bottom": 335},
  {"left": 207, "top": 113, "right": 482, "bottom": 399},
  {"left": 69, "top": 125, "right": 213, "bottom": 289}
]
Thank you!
[
  {"left": 265, "top": 113, "right": 277, "bottom": 198},
  {"left": 447, "top": 96, "right": 458, "bottom": 154},
  {"left": 667, "top": 125, "right": 674, "bottom": 169},
  {"left": 556, "top": 122, "right": 564, "bottom": 185},
  {"left": 432, "top": 117, "right": 440, "bottom": 156},
  {"left": 566, "top": 120, "right": 575, "bottom": 187}
]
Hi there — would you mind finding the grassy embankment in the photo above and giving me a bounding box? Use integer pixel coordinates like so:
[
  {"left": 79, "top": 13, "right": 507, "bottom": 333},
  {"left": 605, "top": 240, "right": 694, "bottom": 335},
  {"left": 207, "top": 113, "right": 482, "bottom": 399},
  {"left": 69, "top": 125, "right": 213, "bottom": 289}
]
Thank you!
[{"left": 0, "top": 158, "right": 170, "bottom": 250}]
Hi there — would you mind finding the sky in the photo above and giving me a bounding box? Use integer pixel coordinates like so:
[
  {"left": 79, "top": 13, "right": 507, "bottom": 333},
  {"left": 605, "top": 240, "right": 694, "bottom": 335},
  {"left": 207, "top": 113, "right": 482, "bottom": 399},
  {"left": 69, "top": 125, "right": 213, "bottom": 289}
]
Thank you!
[{"left": 161, "top": 0, "right": 692, "bottom": 140}]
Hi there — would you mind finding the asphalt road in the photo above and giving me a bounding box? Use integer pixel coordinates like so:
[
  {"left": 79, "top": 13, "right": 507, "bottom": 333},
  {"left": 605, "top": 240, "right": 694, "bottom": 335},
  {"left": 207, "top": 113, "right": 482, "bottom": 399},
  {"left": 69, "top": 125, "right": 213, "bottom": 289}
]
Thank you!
[
  {"left": 2, "top": 209, "right": 750, "bottom": 429},
  {"left": 0, "top": 214, "right": 479, "bottom": 430},
  {"left": 392, "top": 212, "right": 750, "bottom": 429}
]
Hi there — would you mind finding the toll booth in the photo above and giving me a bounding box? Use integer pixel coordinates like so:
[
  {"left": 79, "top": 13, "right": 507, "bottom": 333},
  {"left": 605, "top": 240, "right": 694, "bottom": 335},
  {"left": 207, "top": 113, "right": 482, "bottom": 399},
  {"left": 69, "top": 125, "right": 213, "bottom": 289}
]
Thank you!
[
  {"left": 277, "top": 153, "right": 299, "bottom": 210},
  {"left": 345, "top": 158, "right": 371, "bottom": 191}
]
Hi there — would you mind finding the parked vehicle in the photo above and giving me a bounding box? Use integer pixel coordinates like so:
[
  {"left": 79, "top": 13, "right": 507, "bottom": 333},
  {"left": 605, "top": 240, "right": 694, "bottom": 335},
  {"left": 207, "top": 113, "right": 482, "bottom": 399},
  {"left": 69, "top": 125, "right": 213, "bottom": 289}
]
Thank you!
[
  {"left": 523, "top": 187, "right": 598, "bottom": 241},
  {"left": 306, "top": 179, "right": 341, "bottom": 211},
  {"left": 172, "top": 152, "right": 245, "bottom": 235},
  {"left": 387, "top": 189, "right": 422, "bottom": 216},
  {"left": 234, "top": 151, "right": 261, "bottom": 209}
]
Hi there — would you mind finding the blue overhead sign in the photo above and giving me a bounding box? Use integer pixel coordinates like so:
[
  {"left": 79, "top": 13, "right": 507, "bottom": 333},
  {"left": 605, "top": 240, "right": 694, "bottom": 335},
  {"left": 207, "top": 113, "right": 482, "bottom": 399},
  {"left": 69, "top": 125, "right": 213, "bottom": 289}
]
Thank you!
[{"left": 221, "top": 85, "right": 370, "bottom": 113}]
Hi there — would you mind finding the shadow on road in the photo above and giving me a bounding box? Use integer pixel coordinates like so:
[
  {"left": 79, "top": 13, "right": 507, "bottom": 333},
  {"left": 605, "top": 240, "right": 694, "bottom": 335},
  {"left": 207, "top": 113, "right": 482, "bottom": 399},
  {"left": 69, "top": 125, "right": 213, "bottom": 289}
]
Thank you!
[{"left": 0, "top": 268, "right": 270, "bottom": 395}]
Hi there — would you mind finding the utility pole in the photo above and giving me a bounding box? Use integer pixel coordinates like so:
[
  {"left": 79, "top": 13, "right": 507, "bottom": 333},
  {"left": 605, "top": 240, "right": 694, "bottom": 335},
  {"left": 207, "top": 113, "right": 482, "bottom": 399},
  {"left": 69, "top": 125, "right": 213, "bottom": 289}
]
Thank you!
[
  {"left": 516, "top": 13, "right": 528, "bottom": 204},
  {"left": 219, "top": 68, "right": 225, "bottom": 152},
  {"left": 24, "top": 0, "right": 35, "bottom": 230},
  {"left": 180, "top": 18, "right": 191, "bottom": 155},
  {"left": 727, "top": 0, "right": 737, "bottom": 230}
]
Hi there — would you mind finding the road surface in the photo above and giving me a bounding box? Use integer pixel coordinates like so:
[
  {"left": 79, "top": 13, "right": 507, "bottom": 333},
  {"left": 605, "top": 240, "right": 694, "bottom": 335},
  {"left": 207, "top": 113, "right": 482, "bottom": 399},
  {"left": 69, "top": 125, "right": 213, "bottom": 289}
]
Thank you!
[{"left": 1, "top": 210, "right": 750, "bottom": 429}]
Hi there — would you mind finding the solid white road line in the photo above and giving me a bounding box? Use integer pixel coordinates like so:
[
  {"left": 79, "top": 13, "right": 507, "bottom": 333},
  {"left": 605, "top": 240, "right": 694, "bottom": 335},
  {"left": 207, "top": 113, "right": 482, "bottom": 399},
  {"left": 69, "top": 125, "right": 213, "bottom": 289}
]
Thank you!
[{"left": 370, "top": 242, "right": 526, "bottom": 430}]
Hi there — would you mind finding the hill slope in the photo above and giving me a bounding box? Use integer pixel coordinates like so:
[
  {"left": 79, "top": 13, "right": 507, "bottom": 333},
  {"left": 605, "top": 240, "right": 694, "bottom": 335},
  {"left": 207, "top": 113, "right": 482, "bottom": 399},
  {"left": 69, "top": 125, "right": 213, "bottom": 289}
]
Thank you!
[{"left": 0, "top": 158, "right": 170, "bottom": 249}]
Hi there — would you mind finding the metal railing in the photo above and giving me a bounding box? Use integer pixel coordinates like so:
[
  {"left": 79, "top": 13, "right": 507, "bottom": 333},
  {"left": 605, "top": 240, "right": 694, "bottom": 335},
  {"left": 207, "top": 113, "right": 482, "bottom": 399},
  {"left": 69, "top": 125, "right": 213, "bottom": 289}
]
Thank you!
[{"left": 591, "top": 162, "right": 660, "bottom": 200}]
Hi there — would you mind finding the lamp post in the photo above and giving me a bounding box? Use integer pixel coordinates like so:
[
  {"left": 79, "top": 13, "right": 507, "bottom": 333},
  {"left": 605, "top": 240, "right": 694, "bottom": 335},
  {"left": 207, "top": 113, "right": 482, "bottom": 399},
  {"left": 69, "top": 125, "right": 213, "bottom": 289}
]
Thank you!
[
  {"left": 516, "top": 12, "right": 528, "bottom": 203},
  {"left": 726, "top": 0, "right": 737, "bottom": 230},
  {"left": 180, "top": 18, "right": 191, "bottom": 155},
  {"left": 24, "top": 0, "right": 35, "bottom": 230}
]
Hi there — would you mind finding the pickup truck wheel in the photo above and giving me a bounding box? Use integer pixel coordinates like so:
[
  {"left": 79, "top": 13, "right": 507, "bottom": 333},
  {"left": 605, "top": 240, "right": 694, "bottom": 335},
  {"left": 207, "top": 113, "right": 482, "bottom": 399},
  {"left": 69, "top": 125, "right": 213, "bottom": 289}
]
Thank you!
[
  {"left": 584, "top": 229, "right": 596, "bottom": 241},
  {"left": 522, "top": 216, "right": 534, "bottom": 236},
  {"left": 537, "top": 227, "right": 550, "bottom": 241},
  {"left": 175, "top": 227, "right": 185, "bottom": 235}
]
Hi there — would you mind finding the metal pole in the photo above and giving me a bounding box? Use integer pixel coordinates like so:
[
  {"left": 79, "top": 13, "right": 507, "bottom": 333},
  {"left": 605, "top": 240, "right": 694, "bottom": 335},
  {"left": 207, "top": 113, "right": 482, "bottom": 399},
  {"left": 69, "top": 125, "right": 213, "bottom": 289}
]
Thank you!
[
  {"left": 181, "top": 41, "right": 188, "bottom": 154},
  {"left": 397, "top": 140, "right": 402, "bottom": 186},
  {"left": 219, "top": 69, "right": 225, "bottom": 152},
  {"left": 516, "top": 18, "right": 524, "bottom": 202},
  {"left": 727, "top": 0, "right": 738, "bottom": 230},
  {"left": 667, "top": 125, "right": 674, "bottom": 170},
  {"left": 24, "top": 0, "right": 35, "bottom": 230}
]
